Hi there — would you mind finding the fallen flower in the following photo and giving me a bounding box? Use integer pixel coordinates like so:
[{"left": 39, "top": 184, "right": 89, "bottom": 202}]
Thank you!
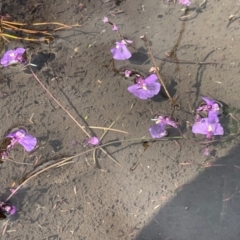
[
  {"left": 112, "top": 23, "right": 118, "bottom": 31},
  {"left": 1, "top": 48, "right": 27, "bottom": 67},
  {"left": 149, "top": 116, "right": 177, "bottom": 139},
  {"left": 102, "top": 16, "right": 109, "bottom": 23},
  {"left": 86, "top": 136, "right": 100, "bottom": 146},
  {"left": 7, "top": 129, "right": 37, "bottom": 152},
  {"left": 111, "top": 40, "right": 132, "bottom": 60},
  {"left": 178, "top": 0, "right": 191, "bottom": 6},
  {"left": 192, "top": 115, "right": 224, "bottom": 139},
  {"left": 102, "top": 16, "right": 119, "bottom": 31},
  {"left": 196, "top": 96, "right": 221, "bottom": 116},
  {"left": 128, "top": 74, "right": 161, "bottom": 99},
  {"left": 124, "top": 70, "right": 133, "bottom": 78},
  {"left": 0, "top": 202, "right": 17, "bottom": 215},
  {"left": 0, "top": 202, "right": 16, "bottom": 216}
]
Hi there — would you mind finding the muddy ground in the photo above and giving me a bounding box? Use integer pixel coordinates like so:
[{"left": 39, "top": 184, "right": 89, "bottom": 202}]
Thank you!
[{"left": 0, "top": 0, "right": 240, "bottom": 239}]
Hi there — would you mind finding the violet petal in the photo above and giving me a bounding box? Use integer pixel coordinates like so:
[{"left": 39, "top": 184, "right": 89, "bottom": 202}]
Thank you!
[
  {"left": 192, "top": 118, "right": 208, "bottom": 135},
  {"left": 110, "top": 41, "right": 131, "bottom": 60},
  {"left": 202, "top": 96, "right": 215, "bottom": 106},
  {"left": 87, "top": 137, "right": 100, "bottom": 146},
  {"left": 127, "top": 84, "right": 152, "bottom": 99},
  {"left": 102, "top": 16, "right": 109, "bottom": 23},
  {"left": 7, "top": 129, "right": 37, "bottom": 152},
  {"left": 18, "top": 135, "right": 37, "bottom": 152},
  {"left": 149, "top": 123, "right": 167, "bottom": 139}
]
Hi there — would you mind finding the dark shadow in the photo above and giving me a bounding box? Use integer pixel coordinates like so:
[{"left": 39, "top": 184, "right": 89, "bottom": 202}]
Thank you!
[
  {"left": 129, "top": 47, "right": 150, "bottom": 65},
  {"left": 49, "top": 139, "right": 62, "bottom": 152},
  {"left": 192, "top": 50, "right": 215, "bottom": 108},
  {"left": 58, "top": 88, "right": 95, "bottom": 137},
  {"left": 136, "top": 143, "right": 240, "bottom": 240},
  {"left": 24, "top": 52, "right": 56, "bottom": 74}
]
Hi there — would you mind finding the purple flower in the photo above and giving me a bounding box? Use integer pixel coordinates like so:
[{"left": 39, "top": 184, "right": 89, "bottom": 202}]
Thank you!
[
  {"left": 0, "top": 202, "right": 16, "bottom": 216},
  {"left": 102, "top": 16, "right": 109, "bottom": 23},
  {"left": 110, "top": 40, "right": 132, "bottom": 60},
  {"left": 7, "top": 129, "right": 37, "bottom": 152},
  {"left": 192, "top": 115, "right": 224, "bottom": 139},
  {"left": 128, "top": 74, "right": 161, "bottom": 99},
  {"left": 1, "top": 48, "right": 27, "bottom": 67},
  {"left": 196, "top": 97, "right": 221, "bottom": 116},
  {"left": 112, "top": 23, "right": 118, "bottom": 31},
  {"left": 86, "top": 136, "right": 100, "bottom": 146},
  {"left": 124, "top": 70, "right": 132, "bottom": 78},
  {"left": 149, "top": 116, "right": 177, "bottom": 139},
  {"left": 102, "top": 16, "right": 119, "bottom": 31},
  {"left": 178, "top": 0, "right": 191, "bottom": 6}
]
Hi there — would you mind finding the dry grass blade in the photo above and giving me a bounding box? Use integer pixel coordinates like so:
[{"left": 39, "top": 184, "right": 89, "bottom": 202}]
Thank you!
[
  {"left": 5, "top": 157, "right": 74, "bottom": 202},
  {"left": 1, "top": 33, "right": 45, "bottom": 42},
  {"left": 0, "top": 20, "right": 78, "bottom": 44},
  {"left": 87, "top": 126, "right": 128, "bottom": 134},
  {"left": 53, "top": 27, "right": 72, "bottom": 31},
  {"left": 56, "top": 161, "right": 74, "bottom": 167},
  {"left": 32, "top": 22, "right": 72, "bottom": 28},
  {"left": 2, "top": 219, "right": 9, "bottom": 236},
  {"left": 2, "top": 20, "right": 27, "bottom": 26},
  {"left": 2, "top": 22, "right": 19, "bottom": 30},
  {"left": 1, "top": 35, "right": 10, "bottom": 42},
  {"left": 4, "top": 158, "right": 33, "bottom": 165},
  {"left": 30, "top": 68, "right": 91, "bottom": 137},
  {"left": 93, "top": 116, "right": 123, "bottom": 167},
  {"left": 4, "top": 136, "right": 182, "bottom": 202},
  {"left": 2, "top": 24, "right": 51, "bottom": 35},
  {"left": 31, "top": 68, "right": 122, "bottom": 167}
]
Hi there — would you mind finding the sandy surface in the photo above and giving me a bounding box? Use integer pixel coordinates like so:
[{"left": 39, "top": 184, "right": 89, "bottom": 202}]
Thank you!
[{"left": 0, "top": 0, "right": 240, "bottom": 239}]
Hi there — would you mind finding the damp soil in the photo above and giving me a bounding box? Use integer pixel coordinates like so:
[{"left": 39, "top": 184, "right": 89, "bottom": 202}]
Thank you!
[{"left": 1, "top": 0, "right": 240, "bottom": 240}]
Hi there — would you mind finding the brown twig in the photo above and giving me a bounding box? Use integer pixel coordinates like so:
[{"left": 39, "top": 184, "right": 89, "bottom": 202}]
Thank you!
[
  {"left": 5, "top": 136, "right": 183, "bottom": 201},
  {"left": 32, "top": 22, "right": 72, "bottom": 29},
  {"left": 30, "top": 68, "right": 122, "bottom": 167},
  {"left": 2, "top": 22, "right": 51, "bottom": 35},
  {"left": 140, "top": 35, "right": 179, "bottom": 109}
]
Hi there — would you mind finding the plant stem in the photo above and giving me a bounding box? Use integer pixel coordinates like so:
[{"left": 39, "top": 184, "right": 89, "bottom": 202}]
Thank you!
[
  {"left": 5, "top": 135, "right": 183, "bottom": 201},
  {"left": 30, "top": 67, "right": 91, "bottom": 138},
  {"left": 30, "top": 68, "right": 122, "bottom": 166},
  {"left": 141, "top": 35, "right": 179, "bottom": 109}
]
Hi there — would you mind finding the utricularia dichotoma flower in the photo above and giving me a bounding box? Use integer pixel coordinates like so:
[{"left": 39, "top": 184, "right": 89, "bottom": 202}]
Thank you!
[
  {"left": 0, "top": 48, "right": 27, "bottom": 67},
  {"left": 192, "top": 114, "right": 224, "bottom": 139},
  {"left": 111, "top": 40, "right": 132, "bottom": 60},
  {"left": 6, "top": 129, "right": 37, "bottom": 152},
  {"left": 128, "top": 74, "right": 161, "bottom": 99},
  {"left": 102, "top": 16, "right": 132, "bottom": 60},
  {"left": 149, "top": 115, "right": 178, "bottom": 139},
  {"left": 178, "top": 0, "right": 191, "bottom": 6},
  {"left": 0, "top": 202, "right": 16, "bottom": 217},
  {"left": 196, "top": 96, "right": 222, "bottom": 117},
  {"left": 102, "top": 16, "right": 118, "bottom": 31},
  {"left": 86, "top": 136, "right": 100, "bottom": 146},
  {"left": 192, "top": 96, "right": 224, "bottom": 155}
]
